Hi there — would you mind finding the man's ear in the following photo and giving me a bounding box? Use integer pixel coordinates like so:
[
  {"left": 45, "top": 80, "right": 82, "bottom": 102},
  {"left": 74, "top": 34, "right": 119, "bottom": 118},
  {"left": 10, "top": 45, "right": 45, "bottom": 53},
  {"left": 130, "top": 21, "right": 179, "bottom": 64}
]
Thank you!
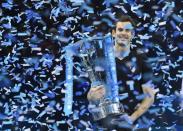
[{"left": 112, "top": 29, "right": 116, "bottom": 37}]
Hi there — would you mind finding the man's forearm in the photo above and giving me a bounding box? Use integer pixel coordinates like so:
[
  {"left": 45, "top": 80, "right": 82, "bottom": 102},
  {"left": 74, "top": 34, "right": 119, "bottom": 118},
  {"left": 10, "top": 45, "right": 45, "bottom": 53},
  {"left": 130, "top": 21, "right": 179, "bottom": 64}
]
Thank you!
[
  {"left": 130, "top": 85, "right": 157, "bottom": 122},
  {"left": 130, "top": 95, "right": 154, "bottom": 122}
]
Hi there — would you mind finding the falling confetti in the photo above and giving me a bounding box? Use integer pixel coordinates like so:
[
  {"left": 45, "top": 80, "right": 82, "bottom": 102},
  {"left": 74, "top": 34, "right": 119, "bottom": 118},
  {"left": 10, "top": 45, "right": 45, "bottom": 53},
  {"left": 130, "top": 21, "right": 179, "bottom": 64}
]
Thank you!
[{"left": 0, "top": 0, "right": 183, "bottom": 130}]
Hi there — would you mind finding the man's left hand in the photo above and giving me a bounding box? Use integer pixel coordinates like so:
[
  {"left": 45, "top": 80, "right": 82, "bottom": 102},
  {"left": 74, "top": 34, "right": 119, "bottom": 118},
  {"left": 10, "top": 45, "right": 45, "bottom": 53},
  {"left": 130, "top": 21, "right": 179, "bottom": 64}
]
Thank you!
[
  {"left": 111, "top": 114, "right": 134, "bottom": 125},
  {"left": 111, "top": 114, "right": 134, "bottom": 129}
]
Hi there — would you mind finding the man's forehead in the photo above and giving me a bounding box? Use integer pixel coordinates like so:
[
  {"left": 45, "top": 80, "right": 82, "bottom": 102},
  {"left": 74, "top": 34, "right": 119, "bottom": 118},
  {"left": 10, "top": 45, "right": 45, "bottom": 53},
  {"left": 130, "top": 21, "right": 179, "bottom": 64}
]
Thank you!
[{"left": 116, "top": 22, "right": 133, "bottom": 30}]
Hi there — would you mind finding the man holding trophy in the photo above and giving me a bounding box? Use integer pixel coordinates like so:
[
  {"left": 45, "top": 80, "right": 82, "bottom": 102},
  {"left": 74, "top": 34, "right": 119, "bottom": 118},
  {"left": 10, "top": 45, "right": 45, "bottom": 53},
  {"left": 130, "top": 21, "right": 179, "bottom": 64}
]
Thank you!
[{"left": 86, "top": 15, "right": 158, "bottom": 130}]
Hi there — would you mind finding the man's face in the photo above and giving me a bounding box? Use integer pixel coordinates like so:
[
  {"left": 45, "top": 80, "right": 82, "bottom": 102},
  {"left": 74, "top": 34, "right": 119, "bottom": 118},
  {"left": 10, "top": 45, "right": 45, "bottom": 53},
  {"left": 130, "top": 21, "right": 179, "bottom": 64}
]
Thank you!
[{"left": 112, "top": 21, "right": 133, "bottom": 47}]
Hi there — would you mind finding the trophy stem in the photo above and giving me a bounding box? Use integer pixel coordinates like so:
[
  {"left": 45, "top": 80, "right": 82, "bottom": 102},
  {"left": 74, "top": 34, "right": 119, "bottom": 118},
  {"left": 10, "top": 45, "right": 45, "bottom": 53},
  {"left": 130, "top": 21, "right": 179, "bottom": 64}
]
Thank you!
[{"left": 103, "top": 35, "right": 119, "bottom": 102}]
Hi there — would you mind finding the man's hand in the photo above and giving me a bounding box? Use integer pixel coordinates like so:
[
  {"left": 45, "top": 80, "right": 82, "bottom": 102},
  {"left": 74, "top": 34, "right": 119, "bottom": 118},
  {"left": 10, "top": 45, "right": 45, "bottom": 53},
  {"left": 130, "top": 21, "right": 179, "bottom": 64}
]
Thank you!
[
  {"left": 118, "top": 114, "right": 134, "bottom": 124},
  {"left": 111, "top": 114, "right": 134, "bottom": 129},
  {"left": 87, "top": 85, "right": 106, "bottom": 101}
]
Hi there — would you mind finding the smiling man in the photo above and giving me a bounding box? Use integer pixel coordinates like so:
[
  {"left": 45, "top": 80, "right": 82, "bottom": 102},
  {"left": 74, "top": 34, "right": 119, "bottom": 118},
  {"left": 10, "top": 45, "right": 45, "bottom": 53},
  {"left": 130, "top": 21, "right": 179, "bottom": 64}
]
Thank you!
[
  {"left": 113, "top": 20, "right": 133, "bottom": 60},
  {"left": 87, "top": 15, "right": 158, "bottom": 130}
]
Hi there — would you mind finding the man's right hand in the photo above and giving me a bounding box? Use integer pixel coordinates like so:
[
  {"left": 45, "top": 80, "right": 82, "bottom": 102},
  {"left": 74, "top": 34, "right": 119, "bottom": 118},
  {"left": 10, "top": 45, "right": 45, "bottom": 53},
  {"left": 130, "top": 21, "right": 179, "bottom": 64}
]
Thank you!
[{"left": 87, "top": 85, "right": 106, "bottom": 101}]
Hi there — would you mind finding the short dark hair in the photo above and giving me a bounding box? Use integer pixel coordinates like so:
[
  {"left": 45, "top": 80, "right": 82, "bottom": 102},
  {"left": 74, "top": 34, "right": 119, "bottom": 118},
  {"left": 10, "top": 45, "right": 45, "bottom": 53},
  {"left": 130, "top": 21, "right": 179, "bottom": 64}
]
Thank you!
[{"left": 113, "top": 15, "right": 136, "bottom": 30}]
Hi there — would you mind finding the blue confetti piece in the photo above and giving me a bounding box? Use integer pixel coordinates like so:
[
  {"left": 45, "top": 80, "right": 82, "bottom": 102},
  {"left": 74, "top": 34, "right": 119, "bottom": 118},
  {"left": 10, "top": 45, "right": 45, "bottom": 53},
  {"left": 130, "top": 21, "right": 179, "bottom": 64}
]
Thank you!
[
  {"left": 136, "top": 94, "right": 146, "bottom": 100},
  {"left": 102, "top": 18, "right": 114, "bottom": 27},
  {"left": 20, "top": 92, "right": 26, "bottom": 97},
  {"left": 40, "top": 82, "right": 49, "bottom": 90},
  {"left": 73, "top": 110, "right": 79, "bottom": 120},
  {"left": 80, "top": 120, "right": 89, "bottom": 128},
  {"left": 70, "top": 0, "right": 84, "bottom": 6},
  {"left": 81, "top": 25, "right": 94, "bottom": 32},
  {"left": 114, "top": 121, "right": 133, "bottom": 129},
  {"left": 177, "top": 42, "right": 183, "bottom": 50},
  {"left": 0, "top": 74, "right": 11, "bottom": 87},
  {"left": 4, "top": 33, "right": 16, "bottom": 42},
  {"left": 172, "top": 14, "right": 183, "bottom": 23},
  {"left": 141, "top": 116, "right": 153, "bottom": 127},
  {"left": 119, "top": 93, "right": 129, "bottom": 100},
  {"left": 75, "top": 91, "right": 82, "bottom": 96},
  {"left": 124, "top": 23, "right": 134, "bottom": 30},
  {"left": 11, "top": 83, "right": 21, "bottom": 92},
  {"left": 25, "top": 10, "right": 41, "bottom": 20},
  {"left": 2, "top": 120, "right": 13, "bottom": 125},
  {"left": 103, "top": 0, "right": 119, "bottom": 7},
  {"left": 48, "top": 100, "right": 56, "bottom": 107},
  {"left": 126, "top": 0, "right": 135, "bottom": 5},
  {"left": 37, "top": 110, "right": 46, "bottom": 119},
  {"left": 148, "top": 108, "right": 160, "bottom": 114},
  {"left": 173, "top": 31, "right": 180, "bottom": 38},
  {"left": 79, "top": 4, "right": 94, "bottom": 14},
  {"left": 45, "top": 91, "right": 56, "bottom": 99},
  {"left": 17, "top": 32, "right": 30, "bottom": 36},
  {"left": 34, "top": 1, "right": 44, "bottom": 10},
  {"left": 2, "top": 1, "right": 13, "bottom": 10},
  {"left": 40, "top": 54, "right": 54, "bottom": 68},
  {"left": 157, "top": 0, "right": 165, "bottom": 4},
  {"left": 168, "top": 107, "right": 175, "bottom": 112},
  {"left": 14, "top": 15, "right": 22, "bottom": 23},
  {"left": 79, "top": 108, "right": 86, "bottom": 116},
  {"left": 2, "top": 22, "right": 12, "bottom": 29},
  {"left": 51, "top": 7, "right": 61, "bottom": 18},
  {"left": 0, "top": 113, "right": 7, "bottom": 120},
  {"left": 170, "top": 20, "right": 177, "bottom": 30},
  {"left": 126, "top": 80, "right": 134, "bottom": 90}
]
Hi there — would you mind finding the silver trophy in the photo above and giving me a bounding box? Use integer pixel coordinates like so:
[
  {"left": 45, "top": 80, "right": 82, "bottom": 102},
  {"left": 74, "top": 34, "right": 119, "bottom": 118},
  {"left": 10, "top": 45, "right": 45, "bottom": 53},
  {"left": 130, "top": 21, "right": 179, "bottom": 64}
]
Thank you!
[
  {"left": 79, "top": 34, "right": 124, "bottom": 121},
  {"left": 65, "top": 34, "right": 124, "bottom": 120}
]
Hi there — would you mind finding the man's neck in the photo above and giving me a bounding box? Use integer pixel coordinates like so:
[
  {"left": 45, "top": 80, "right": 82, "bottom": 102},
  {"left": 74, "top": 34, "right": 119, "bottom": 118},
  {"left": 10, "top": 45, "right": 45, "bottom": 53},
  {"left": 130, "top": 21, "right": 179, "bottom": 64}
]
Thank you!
[{"left": 114, "top": 43, "right": 130, "bottom": 60}]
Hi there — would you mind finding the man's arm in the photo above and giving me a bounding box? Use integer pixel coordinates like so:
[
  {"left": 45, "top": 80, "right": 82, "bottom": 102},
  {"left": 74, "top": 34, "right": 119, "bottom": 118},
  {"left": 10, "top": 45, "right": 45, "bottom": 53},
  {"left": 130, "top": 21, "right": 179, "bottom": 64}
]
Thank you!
[{"left": 129, "top": 83, "right": 158, "bottom": 122}]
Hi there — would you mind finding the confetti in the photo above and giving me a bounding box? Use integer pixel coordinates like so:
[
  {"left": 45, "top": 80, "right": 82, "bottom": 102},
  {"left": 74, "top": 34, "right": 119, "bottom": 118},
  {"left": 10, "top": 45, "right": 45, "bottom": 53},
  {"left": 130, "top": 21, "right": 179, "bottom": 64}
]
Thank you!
[
  {"left": 1, "top": 0, "right": 13, "bottom": 10},
  {"left": 0, "top": 0, "right": 182, "bottom": 130}
]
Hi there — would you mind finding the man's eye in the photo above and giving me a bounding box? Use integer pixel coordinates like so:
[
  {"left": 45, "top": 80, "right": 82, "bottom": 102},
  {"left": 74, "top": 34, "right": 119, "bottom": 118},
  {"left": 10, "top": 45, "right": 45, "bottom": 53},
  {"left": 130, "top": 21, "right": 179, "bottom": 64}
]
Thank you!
[{"left": 125, "top": 29, "right": 130, "bottom": 32}]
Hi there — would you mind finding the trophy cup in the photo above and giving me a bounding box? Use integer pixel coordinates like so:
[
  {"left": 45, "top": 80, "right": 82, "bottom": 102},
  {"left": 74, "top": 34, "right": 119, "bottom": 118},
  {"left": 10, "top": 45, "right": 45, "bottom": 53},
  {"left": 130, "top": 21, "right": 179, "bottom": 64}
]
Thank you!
[
  {"left": 78, "top": 34, "right": 124, "bottom": 121},
  {"left": 64, "top": 34, "right": 124, "bottom": 120}
]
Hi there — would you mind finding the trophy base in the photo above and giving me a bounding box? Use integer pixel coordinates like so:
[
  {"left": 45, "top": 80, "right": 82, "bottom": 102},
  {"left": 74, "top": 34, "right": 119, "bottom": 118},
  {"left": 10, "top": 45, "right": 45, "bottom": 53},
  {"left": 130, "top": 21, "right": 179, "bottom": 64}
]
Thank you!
[{"left": 89, "top": 102, "right": 124, "bottom": 121}]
